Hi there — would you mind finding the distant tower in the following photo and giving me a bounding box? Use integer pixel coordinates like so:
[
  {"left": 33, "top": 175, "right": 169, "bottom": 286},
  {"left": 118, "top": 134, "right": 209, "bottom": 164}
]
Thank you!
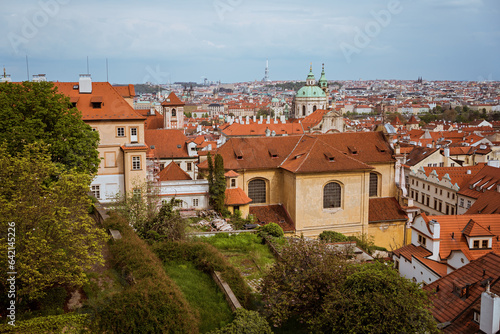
[{"left": 263, "top": 59, "right": 270, "bottom": 82}]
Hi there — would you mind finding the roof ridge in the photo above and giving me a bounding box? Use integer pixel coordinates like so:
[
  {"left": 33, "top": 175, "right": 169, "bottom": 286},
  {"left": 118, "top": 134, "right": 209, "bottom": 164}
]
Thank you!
[
  {"left": 278, "top": 134, "right": 304, "bottom": 168},
  {"left": 293, "top": 136, "right": 317, "bottom": 173}
]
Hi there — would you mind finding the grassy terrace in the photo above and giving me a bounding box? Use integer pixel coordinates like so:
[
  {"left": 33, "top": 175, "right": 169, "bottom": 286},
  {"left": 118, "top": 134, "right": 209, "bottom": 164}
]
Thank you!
[
  {"left": 194, "top": 233, "right": 276, "bottom": 289},
  {"left": 164, "top": 261, "right": 233, "bottom": 333}
]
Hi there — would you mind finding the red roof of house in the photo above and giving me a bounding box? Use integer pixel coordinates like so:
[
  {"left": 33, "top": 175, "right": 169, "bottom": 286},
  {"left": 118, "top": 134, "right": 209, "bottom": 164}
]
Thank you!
[
  {"left": 112, "top": 84, "right": 136, "bottom": 98},
  {"left": 158, "top": 161, "right": 192, "bottom": 181},
  {"left": 249, "top": 204, "right": 295, "bottom": 232},
  {"left": 368, "top": 197, "right": 408, "bottom": 223},
  {"left": 466, "top": 190, "right": 500, "bottom": 214},
  {"left": 225, "top": 187, "right": 252, "bottom": 205},
  {"left": 145, "top": 129, "right": 190, "bottom": 158},
  {"left": 161, "top": 92, "right": 185, "bottom": 106},
  {"left": 458, "top": 166, "right": 500, "bottom": 199},
  {"left": 424, "top": 252, "right": 500, "bottom": 331},
  {"left": 137, "top": 110, "right": 165, "bottom": 130},
  {"left": 224, "top": 170, "right": 239, "bottom": 177},
  {"left": 422, "top": 164, "right": 484, "bottom": 187},
  {"left": 54, "top": 82, "right": 145, "bottom": 121},
  {"left": 220, "top": 121, "right": 304, "bottom": 137},
  {"left": 301, "top": 109, "right": 329, "bottom": 129},
  {"left": 199, "top": 132, "right": 394, "bottom": 173}
]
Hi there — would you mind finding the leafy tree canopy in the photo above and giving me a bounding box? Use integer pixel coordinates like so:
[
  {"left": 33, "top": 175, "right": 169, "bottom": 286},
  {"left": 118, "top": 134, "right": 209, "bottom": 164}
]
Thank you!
[
  {"left": 0, "top": 81, "right": 100, "bottom": 175},
  {"left": 0, "top": 144, "right": 107, "bottom": 302}
]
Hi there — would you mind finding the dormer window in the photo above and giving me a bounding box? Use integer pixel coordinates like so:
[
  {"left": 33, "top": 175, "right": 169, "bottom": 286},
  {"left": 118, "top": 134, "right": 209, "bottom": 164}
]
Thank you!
[
  {"left": 91, "top": 96, "right": 103, "bottom": 109},
  {"left": 348, "top": 146, "right": 358, "bottom": 155},
  {"left": 473, "top": 311, "right": 480, "bottom": 323},
  {"left": 231, "top": 179, "right": 236, "bottom": 188},
  {"left": 418, "top": 234, "right": 427, "bottom": 246},
  {"left": 268, "top": 148, "right": 278, "bottom": 158}
]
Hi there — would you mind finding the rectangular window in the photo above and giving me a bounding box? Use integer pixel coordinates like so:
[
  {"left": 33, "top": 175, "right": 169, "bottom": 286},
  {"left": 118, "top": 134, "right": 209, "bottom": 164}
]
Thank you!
[
  {"left": 451, "top": 207, "right": 455, "bottom": 215},
  {"left": 466, "top": 200, "right": 471, "bottom": 209},
  {"left": 421, "top": 193, "right": 425, "bottom": 203},
  {"left": 435, "top": 188, "right": 438, "bottom": 194},
  {"left": 428, "top": 163, "right": 432, "bottom": 167},
  {"left": 433, "top": 163, "right": 437, "bottom": 167},
  {"left": 187, "top": 162, "right": 192, "bottom": 171},
  {"left": 482, "top": 240, "right": 488, "bottom": 248},
  {"left": 434, "top": 199, "right": 438, "bottom": 210},
  {"left": 426, "top": 196, "right": 430, "bottom": 206},
  {"left": 440, "top": 189, "right": 443, "bottom": 195},
  {"left": 439, "top": 162, "right": 444, "bottom": 167},
  {"left": 193, "top": 199, "right": 199, "bottom": 207},
  {"left": 473, "top": 240, "right": 480, "bottom": 248},
  {"left": 439, "top": 201, "right": 442, "bottom": 212},
  {"left": 460, "top": 198, "right": 464, "bottom": 207},
  {"left": 422, "top": 183, "right": 425, "bottom": 189},
  {"left": 117, "top": 127, "right": 125, "bottom": 137},
  {"left": 231, "top": 179, "right": 236, "bottom": 188},
  {"left": 451, "top": 163, "right": 455, "bottom": 167},
  {"left": 132, "top": 156, "right": 141, "bottom": 170},
  {"left": 91, "top": 185, "right": 100, "bottom": 199},
  {"left": 418, "top": 234, "right": 427, "bottom": 246},
  {"left": 130, "top": 127, "right": 138, "bottom": 143},
  {"left": 452, "top": 194, "right": 455, "bottom": 200},
  {"left": 474, "top": 311, "right": 480, "bottom": 323}
]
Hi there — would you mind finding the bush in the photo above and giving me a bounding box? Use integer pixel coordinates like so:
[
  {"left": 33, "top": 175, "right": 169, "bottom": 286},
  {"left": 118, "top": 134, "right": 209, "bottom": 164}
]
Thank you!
[
  {"left": 208, "top": 309, "right": 272, "bottom": 334},
  {"left": 318, "top": 231, "right": 348, "bottom": 243},
  {"left": 154, "top": 241, "right": 252, "bottom": 308},
  {"left": 91, "top": 213, "right": 199, "bottom": 333},
  {"left": 0, "top": 314, "right": 89, "bottom": 334},
  {"left": 258, "top": 223, "right": 284, "bottom": 238}
]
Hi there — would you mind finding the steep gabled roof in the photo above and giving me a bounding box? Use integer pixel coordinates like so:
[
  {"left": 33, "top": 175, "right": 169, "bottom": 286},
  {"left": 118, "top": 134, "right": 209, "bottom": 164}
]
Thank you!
[
  {"left": 405, "top": 146, "right": 439, "bottom": 167},
  {"left": 145, "top": 129, "right": 190, "bottom": 158},
  {"left": 462, "top": 219, "right": 495, "bottom": 237},
  {"left": 54, "top": 82, "right": 145, "bottom": 121},
  {"left": 424, "top": 252, "right": 500, "bottom": 331},
  {"left": 158, "top": 161, "right": 192, "bottom": 181},
  {"left": 458, "top": 165, "right": 500, "bottom": 199},
  {"left": 466, "top": 190, "right": 500, "bottom": 214},
  {"left": 161, "top": 92, "right": 184, "bottom": 106}
]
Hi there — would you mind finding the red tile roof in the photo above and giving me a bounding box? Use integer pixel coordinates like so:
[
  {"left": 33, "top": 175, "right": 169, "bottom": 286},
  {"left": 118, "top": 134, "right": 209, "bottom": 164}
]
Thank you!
[
  {"left": 424, "top": 252, "right": 500, "bottom": 331},
  {"left": 161, "top": 92, "right": 184, "bottom": 106},
  {"left": 220, "top": 121, "right": 304, "bottom": 137},
  {"left": 54, "top": 82, "right": 145, "bottom": 121},
  {"left": 458, "top": 166, "right": 500, "bottom": 199},
  {"left": 301, "top": 109, "right": 329, "bottom": 129},
  {"left": 422, "top": 164, "right": 484, "bottom": 187},
  {"left": 145, "top": 129, "right": 190, "bottom": 158},
  {"left": 199, "top": 132, "right": 394, "bottom": 173},
  {"left": 462, "top": 219, "right": 495, "bottom": 237},
  {"left": 425, "top": 214, "right": 500, "bottom": 261},
  {"left": 224, "top": 170, "right": 239, "bottom": 177},
  {"left": 158, "top": 161, "right": 192, "bottom": 181},
  {"left": 466, "top": 190, "right": 500, "bottom": 214},
  {"left": 113, "top": 84, "right": 136, "bottom": 98},
  {"left": 368, "top": 197, "right": 408, "bottom": 223},
  {"left": 225, "top": 187, "right": 252, "bottom": 205},
  {"left": 249, "top": 204, "right": 295, "bottom": 232}
]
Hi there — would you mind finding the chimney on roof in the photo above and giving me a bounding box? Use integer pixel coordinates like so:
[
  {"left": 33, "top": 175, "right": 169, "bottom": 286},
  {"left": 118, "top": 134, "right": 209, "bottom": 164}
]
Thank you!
[
  {"left": 246, "top": 116, "right": 249, "bottom": 124},
  {"left": 79, "top": 74, "right": 92, "bottom": 94},
  {"left": 239, "top": 115, "right": 243, "bottom": 123},
  {"left": 32, "top": 74, "right": 47, "bottom": 82},
  {"left": 467, "top": 170, "right": 471, "bottom": 174},
  {"left": 480, "top": 284, "right": 500, "bottom": 334},
  {"left": 280, "top": 115, "right": 286, "bottom": 124},
  {"left": 253, "top": 115, "right": 256, "bottom": 122},
  {"left": 259, "top": 115, "right": 263, "bottom": 124},
  {"left": 266, "top": 115, "right": 270, "bottom": 124},
  {"left": 444, "top": 147, "right": 450, "bottom": 158}
]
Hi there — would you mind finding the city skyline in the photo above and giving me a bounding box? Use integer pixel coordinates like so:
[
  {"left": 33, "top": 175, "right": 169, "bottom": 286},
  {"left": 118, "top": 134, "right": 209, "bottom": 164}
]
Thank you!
[{"left": 1, "top": 0, "right": 499, "bottom": 84}]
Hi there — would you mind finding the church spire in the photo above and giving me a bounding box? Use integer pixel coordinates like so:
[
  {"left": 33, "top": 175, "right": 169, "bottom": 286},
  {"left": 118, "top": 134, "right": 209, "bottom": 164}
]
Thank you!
[{"left": 306, "top": 63, "right": 316, "bottom": 86}]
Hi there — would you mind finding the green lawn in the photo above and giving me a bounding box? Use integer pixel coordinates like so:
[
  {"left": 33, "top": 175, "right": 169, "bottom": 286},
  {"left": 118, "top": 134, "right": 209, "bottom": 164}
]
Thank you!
[
  {"left": 195, "top": 233, "right": 276, "bottom": 283},
  {"left": 164, "top": 261, "right": 234, "bottom": 333}
]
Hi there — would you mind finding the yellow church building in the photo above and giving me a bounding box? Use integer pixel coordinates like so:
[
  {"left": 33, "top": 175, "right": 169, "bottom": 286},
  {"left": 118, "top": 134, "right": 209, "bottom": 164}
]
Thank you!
[{"left": 199, "top": 131, "right": 408, "bottom": 249}]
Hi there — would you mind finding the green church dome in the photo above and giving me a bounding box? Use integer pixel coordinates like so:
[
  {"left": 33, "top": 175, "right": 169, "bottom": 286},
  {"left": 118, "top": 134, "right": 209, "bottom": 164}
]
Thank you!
[{"left": 297, "top": 85, "right": 326, "bottom": 98}]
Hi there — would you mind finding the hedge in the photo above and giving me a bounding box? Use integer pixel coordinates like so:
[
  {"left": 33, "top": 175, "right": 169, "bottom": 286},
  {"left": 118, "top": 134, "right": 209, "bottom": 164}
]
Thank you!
[{"left": 91, "top": 213, "right": 199, "bottom": 333}]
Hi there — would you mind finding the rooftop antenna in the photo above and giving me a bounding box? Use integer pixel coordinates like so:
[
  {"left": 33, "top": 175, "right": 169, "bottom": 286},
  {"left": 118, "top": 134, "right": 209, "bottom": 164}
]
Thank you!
[
  {"left": 86, "top": 56, "right": 89, "bottom": 75},
  {"left": 26, "top": 55, "right": 30, "bottom": 81},
  {"left": 106, "top": 58, "right": 109, "bottom": 82}
]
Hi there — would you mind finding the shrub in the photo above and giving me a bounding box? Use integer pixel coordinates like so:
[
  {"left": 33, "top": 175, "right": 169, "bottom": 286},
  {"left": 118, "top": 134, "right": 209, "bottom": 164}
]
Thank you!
[
  {"left": 208, "top": 309, "right": 272, "bottom": 334},
  {"left": 91, "top": 213, "right": 199, "bottom": 333},
  {"left": 258, "top": 223, "right": 284, "bottom": 238},
  {"left": 154, "top": 241, "right": 252, "bottom": 308},
  {"left": 318, "top": 231, "right": 348, "bottom": 243},
  {"left": 0, "top": 314, "right": 89, "bottom": 334}
]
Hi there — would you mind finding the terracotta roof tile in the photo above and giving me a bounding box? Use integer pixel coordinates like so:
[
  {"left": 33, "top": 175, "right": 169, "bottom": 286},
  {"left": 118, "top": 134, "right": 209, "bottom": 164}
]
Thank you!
[
  {"left": 161, "top": 92, "right": 184, "bottom": 106},
  {"left": 424, "top": 252, "right": 500, "bottom": 328},
  {"left": 249, "top": 204, "right": 295, "bottom": 232},
  {"left": 158, "top": 161, "right": 192, "bottom": 181},
  {"left": 224, "top": 170, "right": 239, "bottom": 177},
  {"left": 145, "top": 129, "right": 189, "bottom": 158},
  {"left": 368, "top": 197, "right": 408, "bottom": 223},
  {"left": 458, "top": 166, "right": 500, "bottom": 199},
  {"left": 54, "top": 82, "right": 145, "bottom": 121},
  {"left": 462, "top": 219, "right": 495, "bottom": 237},
  {"left": 466, "top": 190, "right": 500, "bottom": 214},
  {"left": 422, "top": 164, "right": 484, "bottom": 187},
  {"left": 225, "top": 187, "right": 252, "bottom": 205}
]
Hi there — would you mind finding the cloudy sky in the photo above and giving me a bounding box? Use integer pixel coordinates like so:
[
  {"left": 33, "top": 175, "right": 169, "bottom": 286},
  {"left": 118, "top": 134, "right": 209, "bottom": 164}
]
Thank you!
[{"left": 1, "top": 0, "right": 498, "bottom": 84}]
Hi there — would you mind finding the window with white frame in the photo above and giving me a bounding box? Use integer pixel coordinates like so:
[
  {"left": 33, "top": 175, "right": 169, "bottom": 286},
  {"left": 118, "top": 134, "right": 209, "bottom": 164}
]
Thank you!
[
  {"left": 91, "top": 185, "right": 100, "bottom": 199},
  {"left": 418, "top": 234, "right": 427, "bottom": 246},
  {"left": 132, "top": 156, "right": 141, "bottom": 170},
  {"left": 193, "top": 198, "right": 199, "bottom": 207}
]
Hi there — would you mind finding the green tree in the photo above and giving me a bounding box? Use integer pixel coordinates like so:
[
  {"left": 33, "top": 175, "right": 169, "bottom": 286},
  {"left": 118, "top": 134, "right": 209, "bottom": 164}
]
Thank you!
[
  {"left": 261, "top": 238, "right": 353, "bottom": 327},
  {"left": 0, "top": 144, "right": 107, "bottom": 302},
  {"left": 310, "top": 262, "right": 438, "bottom": 333},
  {"left": 208, "top": 309, "right": 272, "bottom": 334},
  {"left": 207, "top": 153, "right": 227, "bottom": 213},
  {"left": 0, "top": 81, "right": 100, "bottom": 174},
  {"left": 136, "top": 198, "right": 187, "bottom": 241}
]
